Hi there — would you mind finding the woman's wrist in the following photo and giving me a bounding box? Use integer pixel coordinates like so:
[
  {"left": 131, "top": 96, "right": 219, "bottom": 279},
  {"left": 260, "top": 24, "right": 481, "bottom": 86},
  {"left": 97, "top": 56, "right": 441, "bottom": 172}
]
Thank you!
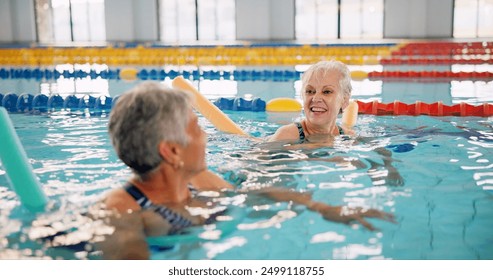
[{"left": 307, "top": 201, "right": 326, "bottom": 212}]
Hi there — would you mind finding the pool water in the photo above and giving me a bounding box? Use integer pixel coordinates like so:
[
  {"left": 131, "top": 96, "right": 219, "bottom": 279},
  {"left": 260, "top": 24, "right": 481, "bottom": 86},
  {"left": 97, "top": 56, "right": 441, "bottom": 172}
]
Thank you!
[{"left": 1, "top": 105, "right": 492, "bottom": 259}]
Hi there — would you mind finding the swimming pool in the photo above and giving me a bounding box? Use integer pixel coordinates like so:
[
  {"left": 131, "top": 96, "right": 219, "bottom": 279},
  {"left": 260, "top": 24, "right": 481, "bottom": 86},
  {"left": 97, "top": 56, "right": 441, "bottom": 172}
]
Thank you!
[{"left": 1, "top": 47, "right": 493, "bottom": 259}]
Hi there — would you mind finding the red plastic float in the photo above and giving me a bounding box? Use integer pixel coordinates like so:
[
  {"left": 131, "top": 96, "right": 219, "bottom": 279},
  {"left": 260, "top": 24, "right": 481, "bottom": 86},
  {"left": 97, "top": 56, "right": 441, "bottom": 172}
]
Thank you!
[
  {"left": 368, "top": 71, "right": 493, "bottom": 80},
  {"left": 356, "top": 101, "right": 493, "bottom": 117}
]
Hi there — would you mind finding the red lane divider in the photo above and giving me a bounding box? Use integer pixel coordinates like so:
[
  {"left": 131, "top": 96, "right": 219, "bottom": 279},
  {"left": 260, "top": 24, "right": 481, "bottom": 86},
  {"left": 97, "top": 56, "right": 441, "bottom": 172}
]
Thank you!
[
  {"left": 368, "top": 71, "right": 493, "bottom": 80},
  {"left": 381, "top": 57, "right": 493, "bottom": 65},
  {"left": 391, "top": 42, "right": 493, "bottom": 56},
  {"left": 356, "top": 101, "right": 493, "bottom": 117}
]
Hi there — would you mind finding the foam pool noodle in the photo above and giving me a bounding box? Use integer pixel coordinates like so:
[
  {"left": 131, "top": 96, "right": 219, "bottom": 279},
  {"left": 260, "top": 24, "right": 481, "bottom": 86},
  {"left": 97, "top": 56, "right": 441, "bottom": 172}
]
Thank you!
[
  {"left": 0, "top": 107, "right": 48, "bottom": 212},
  {"left": 342, "top": 100, "right": 359, "bottom": 128},
  {"left": 172, "top": 76, "right": 248, "bottom": 136}
]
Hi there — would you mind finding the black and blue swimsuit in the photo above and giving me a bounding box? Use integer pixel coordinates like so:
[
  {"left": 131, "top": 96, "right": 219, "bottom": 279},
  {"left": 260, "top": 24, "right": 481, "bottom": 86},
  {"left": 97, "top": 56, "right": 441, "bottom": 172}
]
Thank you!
[
  {"left": 295, "top": 122, "right": 344, "bottom": 141},
  {"left": 124, "top": 183, "right": 196, "bottom": 234},
  {"left": 124, "top": 183, "right": 225, "bottom": 234}
]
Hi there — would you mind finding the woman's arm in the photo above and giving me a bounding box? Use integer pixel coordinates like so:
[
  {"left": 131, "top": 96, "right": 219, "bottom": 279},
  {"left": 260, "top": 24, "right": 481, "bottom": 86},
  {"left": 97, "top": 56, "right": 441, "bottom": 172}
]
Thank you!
[
  {"left": 370, "top": 147, "right": 404, "bottom": 187},
  {"left": 355, "top": 136, "right": 405, "bottom": 187},
  {"left": 247, "top": 187, "right": 395, "bottom": 231}
]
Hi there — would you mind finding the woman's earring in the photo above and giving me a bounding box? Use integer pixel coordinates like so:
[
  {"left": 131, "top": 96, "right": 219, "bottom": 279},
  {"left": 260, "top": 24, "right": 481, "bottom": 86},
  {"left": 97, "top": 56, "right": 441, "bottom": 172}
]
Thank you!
[{"left": 174, "top": 161, "right": 184, "bottom": 169}]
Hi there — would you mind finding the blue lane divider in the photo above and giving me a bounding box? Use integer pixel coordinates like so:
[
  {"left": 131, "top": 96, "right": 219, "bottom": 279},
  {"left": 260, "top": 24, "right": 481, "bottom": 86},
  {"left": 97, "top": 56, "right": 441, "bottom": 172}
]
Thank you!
[
  {"left": 0, "top": 67, "right": 304, "bottom": 82},
  {"left": 214, "top": 97, "right": 266, "bottom": 112},
  {"left": 16, "top": 93, "right": 34, "bottom": 112},
  {"left": 32, "top": 94, "right": 49, "bottom": 112},
  {"left": 2, "top": 93, "right": 18, "bottom": 112},
  {"left": 0, "top": 42, "right": 396, "bottom": 49},
  {"left": 0, "top": 93, "right": 267, "bottom": 112}
]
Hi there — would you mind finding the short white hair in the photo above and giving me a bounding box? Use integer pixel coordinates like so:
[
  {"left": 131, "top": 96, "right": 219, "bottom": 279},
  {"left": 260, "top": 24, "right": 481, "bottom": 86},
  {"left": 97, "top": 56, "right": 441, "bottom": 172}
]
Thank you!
[
  {"left": 108, "top": 81, "right": 192, "bottom": 176},
  {"left": 301, "top": 60, "right": 352, "bottom": 100}
]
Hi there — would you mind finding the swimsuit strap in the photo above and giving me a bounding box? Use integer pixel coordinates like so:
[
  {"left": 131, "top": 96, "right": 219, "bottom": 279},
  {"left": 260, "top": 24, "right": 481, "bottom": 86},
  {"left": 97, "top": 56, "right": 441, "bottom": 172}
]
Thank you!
[
  {"left": 187, "top": 184, "right": 199, "bottom": 196},
  {"left": 296, "top": 122, "right": 344, "bottom": 140},
  {"left": 123, "top": 182, "right": 194, "bottom": 233},
  {"left": 151, "top": 204, "right": 194, "bottom": 232},
  {"left": 124, "top": 183, "right": 152, "bottom": 208},
  {"left": 338, "top": 125, "right": 344, "bottom": 135},
  {"left": 295, "top": 122, "right": 305, "bottom": 141}
]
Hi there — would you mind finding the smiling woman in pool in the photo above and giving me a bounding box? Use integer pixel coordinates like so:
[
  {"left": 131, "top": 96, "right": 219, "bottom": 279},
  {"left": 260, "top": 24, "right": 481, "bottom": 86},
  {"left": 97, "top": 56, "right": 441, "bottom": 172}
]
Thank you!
[
  {"left": 270, "top": 60, "right": 352, "bottom": 141},
  {"left": 268, "top": 60, "right": 404, "bottom": 186}
]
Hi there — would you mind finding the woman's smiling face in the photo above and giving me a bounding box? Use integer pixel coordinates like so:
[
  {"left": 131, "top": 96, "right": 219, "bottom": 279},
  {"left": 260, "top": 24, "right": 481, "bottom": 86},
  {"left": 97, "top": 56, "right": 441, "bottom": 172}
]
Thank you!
[{"left": 302, "top": 69, "right": 346, "bottom": 127}]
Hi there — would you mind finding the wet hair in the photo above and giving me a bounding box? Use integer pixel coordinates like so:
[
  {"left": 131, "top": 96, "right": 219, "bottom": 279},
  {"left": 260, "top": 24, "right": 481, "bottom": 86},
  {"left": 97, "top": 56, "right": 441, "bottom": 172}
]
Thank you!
[
  {"left": 108, "top": 81, "right": 192, "bottom": 177},
  {"left": 301, "top": 60, "right": 352, "bottom": 100}
]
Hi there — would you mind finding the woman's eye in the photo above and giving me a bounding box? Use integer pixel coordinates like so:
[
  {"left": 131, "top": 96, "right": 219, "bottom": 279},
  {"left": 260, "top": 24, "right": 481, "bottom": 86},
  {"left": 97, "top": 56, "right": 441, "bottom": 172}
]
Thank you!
[
  {"left": 323, "top": 90, "right": 332, "bottom": 94},
  {"left": 305, "top": 90, "right": 315, "bottom": 94}
]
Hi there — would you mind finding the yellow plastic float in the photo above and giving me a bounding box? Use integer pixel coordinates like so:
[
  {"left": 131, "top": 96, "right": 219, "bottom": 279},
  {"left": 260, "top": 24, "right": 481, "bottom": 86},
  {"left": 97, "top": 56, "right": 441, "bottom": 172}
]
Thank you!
[
  {"left": 266, "top": 98, "right": 302, "bottom": 112},
  {"left": 350, "top": 70, "right": 369, "bottom": 81},
  {"left": 119, "top": 67, "right": 139, "bottom": 81}
]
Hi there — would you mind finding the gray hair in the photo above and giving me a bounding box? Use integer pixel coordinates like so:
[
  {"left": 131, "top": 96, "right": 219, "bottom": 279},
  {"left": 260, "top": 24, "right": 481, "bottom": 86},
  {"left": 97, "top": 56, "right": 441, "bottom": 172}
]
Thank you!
[
  {"left": 108, "top": 81, "right": 192, "bottom": 177},
  {"left": 301, "top": 60, "right": 352, "bottom": 100}
]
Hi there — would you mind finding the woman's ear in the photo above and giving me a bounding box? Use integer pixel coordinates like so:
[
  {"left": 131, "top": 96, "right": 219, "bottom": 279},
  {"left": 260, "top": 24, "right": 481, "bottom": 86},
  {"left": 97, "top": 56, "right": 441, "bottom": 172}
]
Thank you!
[
  {"left": 158, "top": 141, "right": 182, "bottom": 166},
  {"left": 341, "top": 95, "right": 350, "bottom": 111}
]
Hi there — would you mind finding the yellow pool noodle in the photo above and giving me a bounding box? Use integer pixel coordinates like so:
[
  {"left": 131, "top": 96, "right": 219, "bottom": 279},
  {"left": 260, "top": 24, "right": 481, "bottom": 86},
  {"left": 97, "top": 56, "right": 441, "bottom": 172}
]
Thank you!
[
  {"left": 172, "top": 76, "right": 248, "bottom": 136},
  {"left": 342, "top": 100, "right": 359, "bottom": 128}
]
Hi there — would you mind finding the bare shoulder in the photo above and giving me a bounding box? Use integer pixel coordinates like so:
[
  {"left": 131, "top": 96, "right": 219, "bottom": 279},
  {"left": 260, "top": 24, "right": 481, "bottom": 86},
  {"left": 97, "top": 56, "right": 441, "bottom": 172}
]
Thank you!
[
  {"left": 268, "top": 123, "right": 300, "bottom": 142},
  {"left": 190, "top": 170, "right": 233, "bottom": 191},
  {"left": 103, "top": 188, "right": 140, "bottom": 213}
]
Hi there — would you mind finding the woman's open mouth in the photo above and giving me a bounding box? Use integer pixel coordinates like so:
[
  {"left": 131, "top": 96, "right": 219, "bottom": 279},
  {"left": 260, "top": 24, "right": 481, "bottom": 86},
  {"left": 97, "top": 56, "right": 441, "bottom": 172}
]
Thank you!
[{"left": 310, "top": 106, "right": 327, "bottom": 113}]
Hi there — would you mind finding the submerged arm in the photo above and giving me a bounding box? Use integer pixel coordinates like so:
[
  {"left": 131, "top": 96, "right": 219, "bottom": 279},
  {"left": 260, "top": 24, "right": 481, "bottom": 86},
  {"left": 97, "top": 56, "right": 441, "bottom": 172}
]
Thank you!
[
  {"left": 248, "top": 187, "right": 395, "bottom": 231},
  {"left": 369, "top": 147, "right": 404, "bottom": 187},
  {"left": 356, "top": 135, "right": 405, "bottom": 187}
]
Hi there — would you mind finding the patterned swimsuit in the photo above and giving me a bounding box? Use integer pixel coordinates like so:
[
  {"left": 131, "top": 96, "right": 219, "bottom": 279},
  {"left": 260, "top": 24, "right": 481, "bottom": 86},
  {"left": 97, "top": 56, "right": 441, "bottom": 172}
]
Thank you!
[
  {"left": 124, "top": 183, "right": 225, "bottom": 234},
  {"left": 295, "top": 122, "right": 344, "bottom": 142}
]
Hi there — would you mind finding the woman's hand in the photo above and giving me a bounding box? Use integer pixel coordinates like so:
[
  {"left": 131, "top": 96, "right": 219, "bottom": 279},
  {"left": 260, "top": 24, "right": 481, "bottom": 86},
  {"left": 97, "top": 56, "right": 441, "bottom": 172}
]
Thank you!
[{"left": 386, "top": 165, "right": 405, "bottom": 186}]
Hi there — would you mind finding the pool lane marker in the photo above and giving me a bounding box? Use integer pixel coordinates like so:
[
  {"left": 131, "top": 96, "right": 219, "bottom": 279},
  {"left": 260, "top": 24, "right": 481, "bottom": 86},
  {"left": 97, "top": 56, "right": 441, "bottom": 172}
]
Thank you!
[{"left": 0, "top": 107, "right": 48, "bottom": 212}]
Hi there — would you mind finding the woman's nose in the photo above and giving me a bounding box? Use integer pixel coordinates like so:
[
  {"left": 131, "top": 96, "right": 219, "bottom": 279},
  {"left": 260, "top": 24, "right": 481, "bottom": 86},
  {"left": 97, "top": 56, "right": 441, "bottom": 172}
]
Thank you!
[{"left": 312, "top": 92, "right": 323, "bottom": 101}]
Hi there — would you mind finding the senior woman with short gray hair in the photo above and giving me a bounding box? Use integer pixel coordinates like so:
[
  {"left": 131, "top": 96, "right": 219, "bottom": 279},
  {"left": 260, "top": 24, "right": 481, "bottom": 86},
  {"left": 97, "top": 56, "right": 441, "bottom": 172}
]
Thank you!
[
  {"left": 105, "top": 80, "right": 231, "bottom": 208},
  {"left": 109, "top": 82, "right": 192, "bottom": 178},
  {"left": 270, "top": 60, "right": 353, "bottom": 141},
  {"left": 268, "top": 60, "right": 404, "bottom": 187}
]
